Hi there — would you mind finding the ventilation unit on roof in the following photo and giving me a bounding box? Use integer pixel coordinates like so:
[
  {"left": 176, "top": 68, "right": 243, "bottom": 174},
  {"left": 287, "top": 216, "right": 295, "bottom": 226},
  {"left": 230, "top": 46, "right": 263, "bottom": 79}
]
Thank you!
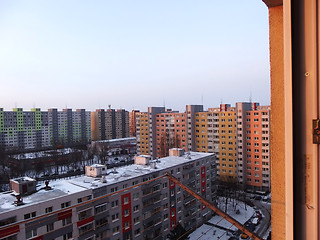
[
  {"left": 85, "top": 164, "right": 107, "bottom": 177},
  {"left": 13, "top": 194, "right": 23, "bottom": 206},
  {"left": 169, "top": 148, "right": 185, "bottom": 157},
  {"left": 150, "top": 162, "right": 157, "bottom": 169},
  {"left": 9, "top": 177, "right": 37, "bottom": 196},
  {"left": 134, "top": 155, "right": 151, "bottom": 165},
  {"left": 44, "top": 180, "right": 52, "bottom": 190},
  {"left": 100, "top": 176, "right": 107, "bottom": 183}
]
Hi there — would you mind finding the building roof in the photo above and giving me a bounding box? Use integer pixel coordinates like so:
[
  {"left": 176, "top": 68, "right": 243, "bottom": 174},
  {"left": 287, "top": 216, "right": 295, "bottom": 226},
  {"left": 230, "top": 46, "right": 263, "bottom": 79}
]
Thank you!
[
  {"left": 93, "top": 137, "right": 136, "bottom": 143},
  {"left": 0, "top": 151, "right": 214, "bottom": 214}
]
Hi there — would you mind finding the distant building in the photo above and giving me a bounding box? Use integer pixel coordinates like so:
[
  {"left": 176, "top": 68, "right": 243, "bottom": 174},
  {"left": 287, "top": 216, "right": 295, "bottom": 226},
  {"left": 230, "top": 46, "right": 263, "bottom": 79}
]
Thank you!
[
  {"left": 0, "top": 108, "right": 91, "bottom": 151},
  {"left": 48, "top": 108, "right": 91, "bottom": 148},
  {"left": 91, "top": 109, "right": 129, "bottom": 141},
  {"left": 90, "top": 137, "right": 137, "bottom": 156},
  {"left": 0, "top": 150, "right": 216, "bottom": 240},
  {"left": 129, "top": 110, "right": 140, "bottom": 137},
  {"left": 136, "top": 103, "right": 270, "bottom": 191},
  {"left": 136, "top": 105, "right": 203, "bottom": 159}
]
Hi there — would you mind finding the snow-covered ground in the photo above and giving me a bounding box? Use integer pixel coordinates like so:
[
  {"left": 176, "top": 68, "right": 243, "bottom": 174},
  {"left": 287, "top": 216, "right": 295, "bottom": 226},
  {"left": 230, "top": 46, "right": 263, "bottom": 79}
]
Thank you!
[{"left": 189, "top": 198, "right": 255, "bottom": 240}]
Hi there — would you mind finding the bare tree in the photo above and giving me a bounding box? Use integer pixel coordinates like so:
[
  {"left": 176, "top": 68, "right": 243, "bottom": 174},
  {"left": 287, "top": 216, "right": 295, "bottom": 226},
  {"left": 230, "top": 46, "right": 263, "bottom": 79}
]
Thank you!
[{"left": 159, "top": 132, "right": 182, "bottom": 158}]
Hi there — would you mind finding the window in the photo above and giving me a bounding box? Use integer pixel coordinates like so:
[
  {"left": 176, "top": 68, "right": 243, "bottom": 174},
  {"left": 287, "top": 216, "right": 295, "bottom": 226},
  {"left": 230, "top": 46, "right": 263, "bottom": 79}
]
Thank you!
[
  {"left": 95, "top": 203, "right": 107, "bottom": 214},
  {"left": 124, "top": 221, "right": 130, "bottom": 229},
  {"left": 133, "top": 216, "right": 140, "bottom": 224},
  {"left": 123, "top": 196, "right": 129, "bottom": 204},
  {"left": 111, "top": 187, "right": 118, "bottom": 193},
  {"left": 79, "top": 223, "right": 93, "bottom": 235},
  {"left": 112, "top": 226, "right": 120, "bottom": 234},
  {"left": 24, "top": 212, "right": 36, "bottom": 220},
  {"left": 61, "top": 201, "right": 71, "bottom": 209},
  {"left": 133, "top": 192, "right": 139, "bottom": 199},
  {"left": 0, "top": 217, "right": 16, "bottom": 227},
  {"left": 46, "top": 223, "right": 54, "bottom": 232},
  {"left": 112, "top": 213, "right": 119, "bottom": 221},
  {"left": 111, "top": 200, "right": 119, "bottom": 207},
  {"left": 133, "top": 205, "right": 139, "bottom": 212},
  {"left": 45, "top": 207, "right": 53, "bottom": 213},
  {"left": 124, "top": 209, "right": 130, "bottom": 216},
  {"left": 63, "top": 232, "right": 72, "bottom": 240},
  {"left": 62, "top": 217, "right": 71, "bottom": 226},
  {"left": 78, "top": 208, "right": 92, "bottom": 221},
  {"left": 77, "top": 195, "right": 92, "bottom": 203},
  {"left": 134, "top": 228, "right": 141, "bottom": 236},
  {"left": 26, "top": 229, "right": 37, "bottom": 239}
]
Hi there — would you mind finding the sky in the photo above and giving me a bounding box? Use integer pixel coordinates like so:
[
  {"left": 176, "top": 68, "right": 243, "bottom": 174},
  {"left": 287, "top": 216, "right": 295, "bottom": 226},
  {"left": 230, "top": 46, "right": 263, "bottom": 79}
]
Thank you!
[{"left": 0, "top": 0, "right": 270, "bottom": 112}]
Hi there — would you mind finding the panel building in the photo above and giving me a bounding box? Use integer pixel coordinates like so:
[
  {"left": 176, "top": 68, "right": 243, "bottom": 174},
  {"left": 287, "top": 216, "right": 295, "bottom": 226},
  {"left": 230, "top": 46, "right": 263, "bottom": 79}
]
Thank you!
[
  {"left": 0, "top": 108, "right": 91, "bottom": 151},
  {"left": 0, "top": 150, "right": 216, "bottom": 240},
  {"left": 135, "top": 103, "right": 270, "bottom": 191},
  {"left": 91, "top": 109, "right": 129, "bottom": 141},
  {"left": 136, "top": 105, "right": 203, "bottom": 160}
]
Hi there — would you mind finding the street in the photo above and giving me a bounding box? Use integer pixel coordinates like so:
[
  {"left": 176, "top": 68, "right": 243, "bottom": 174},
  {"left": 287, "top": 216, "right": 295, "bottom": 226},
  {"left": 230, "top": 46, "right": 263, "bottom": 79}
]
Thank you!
[{"left": 253, "top": 200, "right": 271, "bottom": 237}]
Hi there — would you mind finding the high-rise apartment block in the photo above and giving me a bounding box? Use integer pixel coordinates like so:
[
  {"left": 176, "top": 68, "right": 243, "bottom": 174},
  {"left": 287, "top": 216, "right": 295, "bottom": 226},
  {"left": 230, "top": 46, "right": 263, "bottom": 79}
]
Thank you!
[
  {"left": 136, "top": 106, "right": 203, "bottom": 159},
  {"left": 48, "top": 109, "right": 91, "bottom": 148},
  {"left": 91, "top": 109, "right": 129, "bottom": 141},
  {"left": 0, "top": 150, "right": 216, "bottom": 240},
  {"left": 136, "top": 103, "right": 270, "bottom": 191},
  {"left": 129, "top": 110, "right": 140, "bottom": 137},
  {"left": 0, "top": 108, "right": 91, "bottom": 151}
]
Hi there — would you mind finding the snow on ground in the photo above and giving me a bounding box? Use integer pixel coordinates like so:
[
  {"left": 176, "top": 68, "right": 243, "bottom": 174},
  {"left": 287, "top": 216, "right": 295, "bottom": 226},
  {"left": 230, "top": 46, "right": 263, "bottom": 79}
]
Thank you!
[{"left": 189, "top": 198, "right": 255, "bottom": 240}]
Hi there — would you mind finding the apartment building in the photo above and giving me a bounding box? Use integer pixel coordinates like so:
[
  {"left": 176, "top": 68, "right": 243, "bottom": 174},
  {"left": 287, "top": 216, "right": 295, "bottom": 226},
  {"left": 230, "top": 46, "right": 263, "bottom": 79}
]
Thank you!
[
  {"left": 196, "top": 103, "right": 270, "bottom": 191},
  {"left": 155, "top": 111, "right": 187, "bottom": 158},
  {"left": 129, "top": 110, "right": 140, "bottom": 137},
  {"left": 0, "top": 150, "right": 216, "bottom": 240},
  {"left": 0, "top": 108, "right": 50, "bottom": 151},
  {"left": 136, "top": 107, "right": 165, "bottom": 158},
  {"left": 0, "top": 108, "right": 91, "bottom": 151},
  {"left": 91, "top": 109, "right": 129, "bottom": 141},
  {"left": 244, "top": 106, "right": 271, "bottom": 191},
  {"left": 218, "top": 106, "right": 237, "bottom": 181},
  {"left": 136, "top": 106, "right": 202, "bottom": 159},
  {"left": 48, "top": 109, "right": 91, "bottom": 148}
]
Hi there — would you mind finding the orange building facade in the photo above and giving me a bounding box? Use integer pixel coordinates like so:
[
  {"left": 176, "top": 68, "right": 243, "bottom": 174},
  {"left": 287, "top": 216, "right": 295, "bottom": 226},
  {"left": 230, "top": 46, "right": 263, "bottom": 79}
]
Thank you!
[
  {"left": 155, "top": 112, "right": 187, "bottom": 158},
  {"left": 135, "top": 103, "right": 270, "bottom": 191},
  {"left": 244, "top": 106, "right": 270, "bottom": 190}
]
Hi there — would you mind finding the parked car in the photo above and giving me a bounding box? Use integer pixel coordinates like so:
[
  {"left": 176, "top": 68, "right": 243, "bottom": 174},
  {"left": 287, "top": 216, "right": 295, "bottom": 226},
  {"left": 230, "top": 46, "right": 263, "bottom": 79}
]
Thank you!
[
  {"left": 254, "top": 195, "right": 262, "bottom": 200},
  {"left": 252, "top": 217, "right": 261, "bottom": 225}
]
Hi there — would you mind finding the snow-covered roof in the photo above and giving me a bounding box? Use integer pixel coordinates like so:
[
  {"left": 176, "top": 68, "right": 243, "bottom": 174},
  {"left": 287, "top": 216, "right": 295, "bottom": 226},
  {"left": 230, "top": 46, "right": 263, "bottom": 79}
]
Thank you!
[
  {"left": 0, "top": 180, "right": 88, "bottom": 213},
  {"left": 89, "top": 164, "right": 106, "bottom": 168},
  {"left": 10, "top": 177, "right": 36, "bottom": 183},
  {"left": 10, "top": 148, "right": 77, "bottom": 160},
  {"left": 93, "top": 137, "right": 136, "bottom": 143},
  {"left": 0, "top": 151, "right": 214, "bottom": 213}
]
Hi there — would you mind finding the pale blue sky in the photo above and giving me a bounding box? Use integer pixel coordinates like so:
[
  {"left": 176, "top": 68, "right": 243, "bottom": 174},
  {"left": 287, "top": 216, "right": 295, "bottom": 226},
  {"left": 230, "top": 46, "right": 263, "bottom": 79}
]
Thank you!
[{"left": 0, "top": 0, "right": 270, "bottom": 112}]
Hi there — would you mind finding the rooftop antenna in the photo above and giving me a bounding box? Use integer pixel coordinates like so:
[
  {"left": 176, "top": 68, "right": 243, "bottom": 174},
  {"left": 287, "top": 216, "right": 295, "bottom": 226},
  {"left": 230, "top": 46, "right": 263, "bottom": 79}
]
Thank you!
[
  {"left": 163, "top": 99, "right": 165, "bottom": 108},
  {"left": 108, "top": 104, "right": 111, "bottom": 109},
  {"left": 249, "top": 91, "right": 252, "bottom": 103},
  {"left": 220, "top": 99, "right": 223, "bottom": 104}
]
